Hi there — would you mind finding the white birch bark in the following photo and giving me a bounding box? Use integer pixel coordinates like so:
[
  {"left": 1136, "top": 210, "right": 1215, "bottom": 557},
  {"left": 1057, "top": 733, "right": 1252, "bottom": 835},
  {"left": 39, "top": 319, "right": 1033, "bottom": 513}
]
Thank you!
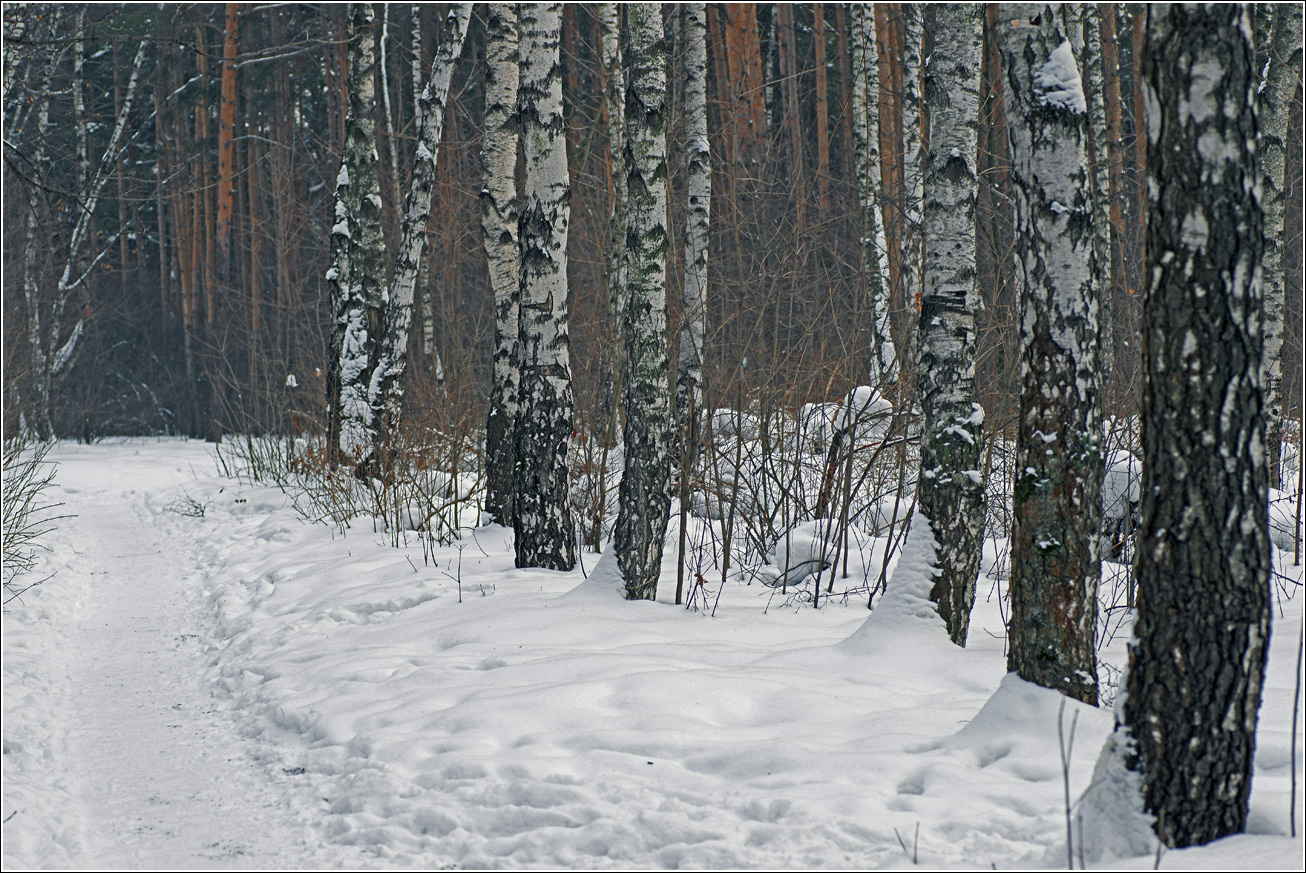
[
  {"left": 595, "top": 2, "right": 626, "bottom": 442},
  {"left": 482, "top": 3, "right": 521, "bottom": 525},
  {"left": 20, "top": 37, "right": 59, "bottom": 439},
  {"left": 327, "top": 3, "right": 387, "bottom": 466},
  {"left": 1000, "top": 3, "right": 1102, "bottom": 705},
  {"left": 369, "top": 2, "right": 471, "bottom": 467},
  {"left": 850, "top": 2, "right": 895, "bottom": 383},
  {"left": 900, "top": 4, "right": 925, "bottom": 376},
  {"left": 677, "top": 3, "right": 710, "bottom": 454},
  {"left": 1257, "top": 3, "right": 1303, "bottom": 488},
  {"left": 615, "top": 2, "right": 672, "bottom": 601},
  {"left": 514, "top": 2, "right": 576, "bottom": 571},
  {"left": 24, "top": 31, "right": 145, "bottom": 438},
  {"left": 1079, "top": 4, "right": 1112, "bottom": 390},
  {"left": 918, "top": 3, "right": 985, "bottom": 647},
  {"left": 379, "top": 4, "right": 403, "bottom": 230}
]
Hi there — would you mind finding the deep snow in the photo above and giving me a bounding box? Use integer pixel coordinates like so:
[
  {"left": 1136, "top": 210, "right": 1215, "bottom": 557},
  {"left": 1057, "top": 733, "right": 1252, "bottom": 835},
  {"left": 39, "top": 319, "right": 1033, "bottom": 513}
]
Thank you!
[{"left": 3, "top": 439, "right": 1302, "bottom": 869}]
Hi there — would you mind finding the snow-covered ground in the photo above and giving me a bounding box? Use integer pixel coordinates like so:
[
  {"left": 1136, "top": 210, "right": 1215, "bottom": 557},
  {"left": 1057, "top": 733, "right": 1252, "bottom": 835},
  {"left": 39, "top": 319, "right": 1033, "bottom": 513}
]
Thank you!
[{"left": 3, "top": 438, "right": 1302, "bottom": 869}]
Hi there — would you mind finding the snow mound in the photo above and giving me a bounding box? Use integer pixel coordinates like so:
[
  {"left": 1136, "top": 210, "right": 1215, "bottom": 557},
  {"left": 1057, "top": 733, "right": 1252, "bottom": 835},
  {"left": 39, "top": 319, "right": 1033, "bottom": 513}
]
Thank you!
[
  {"left": 837, "top": 513, "right": 945, "bottom": 653},
  {"left": 1076, "top": 728, "right": 1157, "bottom": 863}
]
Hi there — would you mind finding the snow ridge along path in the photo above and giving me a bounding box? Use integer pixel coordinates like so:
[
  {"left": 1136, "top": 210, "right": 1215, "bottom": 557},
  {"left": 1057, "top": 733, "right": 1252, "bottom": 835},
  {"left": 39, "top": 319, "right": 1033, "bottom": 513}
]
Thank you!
[{"left": 3, "top": 442, "right": 364, "bottom": 869}]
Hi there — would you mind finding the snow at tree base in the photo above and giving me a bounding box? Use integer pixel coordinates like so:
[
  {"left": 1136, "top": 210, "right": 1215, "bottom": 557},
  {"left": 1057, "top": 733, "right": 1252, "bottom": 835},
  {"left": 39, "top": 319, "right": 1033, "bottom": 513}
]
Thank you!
[{"left": 3, "top": 440, "right": 1302, "bottom": 869}]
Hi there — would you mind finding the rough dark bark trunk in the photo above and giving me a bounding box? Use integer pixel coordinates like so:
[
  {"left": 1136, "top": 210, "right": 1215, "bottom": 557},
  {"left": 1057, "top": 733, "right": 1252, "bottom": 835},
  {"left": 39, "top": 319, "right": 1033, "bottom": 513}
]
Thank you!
[
  {"left": 1122, "top": 4, "right": 1270, "bottom": 849},
  {"left": 1000, "top": 3, "right": 1102, "bottom": 705},
  {"left": 919, "top": 2, "right": 985, "bottom": 647}
]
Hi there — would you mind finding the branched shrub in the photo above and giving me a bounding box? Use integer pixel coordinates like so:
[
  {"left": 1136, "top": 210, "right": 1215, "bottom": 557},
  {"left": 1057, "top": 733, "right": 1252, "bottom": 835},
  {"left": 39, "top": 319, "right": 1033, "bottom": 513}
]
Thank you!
[
  {"left": 215, "top": 413, "right": 483, "bottom": 549},
  {"left": 2, "top": 431, "right": 67, "bottom": 604}
]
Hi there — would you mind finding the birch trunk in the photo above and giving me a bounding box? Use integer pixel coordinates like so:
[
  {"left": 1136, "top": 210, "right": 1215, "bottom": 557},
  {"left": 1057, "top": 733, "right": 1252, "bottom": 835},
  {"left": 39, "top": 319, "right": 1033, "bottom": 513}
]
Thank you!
[
  {"left": 595, "top": 2, "right": 626, "bottom": 447},
  {"left": 850, "top": 3, "right": 894, "bottom": 382},
  {"left": 615, "top": 3, "right": 672, "bottom": 601},
  {"left": 369, "top": 3, "right": 471, "bottom": 470},
  {"left": 21, "top": 41, "right": 57, "bottom": 439},
  {"left": 677, "top": 3, "right": 710, "bottom": 454},
  {"left": 1123, "top": 5, "right": 1269, "bottom": 848},
  {"left": 514, "top": 2, "right": 577, "bottom": 571},
  {"left": 900, "top": 4, "right": 925, "bottom": 376},
  {"left": 675, "top": 2, "right": 710, "bottom": 606},
  {"left": 1000, "top": 4, "right": 1102, "bottom": 705},
  {"left": 1080, "top": 5, "right": 1113, "bottom": 400},
  {"left": 29, "top": 33, "right": 146, "bottom": 438},
  {"left": 482, "top": 3, "right": 522, "bottom": 526},
  {"left": 326, "top": 3, "right": 387, "bottom": 467},
  {"left": 919, "top": 3, "right": 985, "bottom": 647},
  {"left": 1257, "top": 4, "right": 1303, "bottom": 489}
]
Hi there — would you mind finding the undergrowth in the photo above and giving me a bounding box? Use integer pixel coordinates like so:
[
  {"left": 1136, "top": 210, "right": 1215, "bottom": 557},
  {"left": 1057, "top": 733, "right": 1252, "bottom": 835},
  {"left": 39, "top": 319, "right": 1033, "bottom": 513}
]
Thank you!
[{"left": 2, "top": 431, "right": 67, "bottom": 605}]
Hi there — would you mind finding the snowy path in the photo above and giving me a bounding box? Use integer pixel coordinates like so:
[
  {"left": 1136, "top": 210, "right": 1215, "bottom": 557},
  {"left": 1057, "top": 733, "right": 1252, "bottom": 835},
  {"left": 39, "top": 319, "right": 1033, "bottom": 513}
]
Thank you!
[
  {"left": 62, "top": 497, "right": 321, "bottom": 867},
  {"left": 3, "top": 443, "right": 363, "bottom": 869}
]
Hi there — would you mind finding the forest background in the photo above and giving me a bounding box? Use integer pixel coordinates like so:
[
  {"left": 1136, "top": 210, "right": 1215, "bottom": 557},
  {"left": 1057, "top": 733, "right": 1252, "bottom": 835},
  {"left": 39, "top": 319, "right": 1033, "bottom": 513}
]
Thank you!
[{"left": 4, "top": 3, "right": 1301, "bottom": 451}]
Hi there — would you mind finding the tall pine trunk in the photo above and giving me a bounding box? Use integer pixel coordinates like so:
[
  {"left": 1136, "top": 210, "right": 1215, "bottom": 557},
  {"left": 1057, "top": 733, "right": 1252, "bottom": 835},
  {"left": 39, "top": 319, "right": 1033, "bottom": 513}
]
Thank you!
[
  {"left": 1000, "top": 3, "right": 1102, "bottom": 706},
  {"left": 1121, "top": 5, "right": 1269, "bottom": 849},
  {"left": 918, "top": 3, "right": 985, "bottom": 647},
  {"left": 514, "top": 3, "right": 576, "bottom": 571},
  {"left": 615, "top": 3, "right": 672, "bottom": 601},
  {"left": 483, "top": 3, "right": 522, "bottom": 526}
]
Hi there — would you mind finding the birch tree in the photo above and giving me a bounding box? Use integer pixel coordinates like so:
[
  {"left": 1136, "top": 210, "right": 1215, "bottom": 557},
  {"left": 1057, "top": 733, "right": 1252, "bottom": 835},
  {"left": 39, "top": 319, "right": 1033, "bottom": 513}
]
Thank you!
[
  {"left": 1000, "top": 4, "right": 1102, "bottom": 705},
  {"left": 326, "top": 3, "right": 387, "bottom": 466},
  {"left": 1120, "top": 4, "right": 1269, "bottom": 848},
  {"left": 674, "top": 2, "right": 710, "bottom": 606},
  {"left": 514, "top": 3, "right": 577, "bottom": 571},
  {"left": 918, "top": 3, "right": 985, "bottom": 647},
  {"left": 850, "top": 3, "right": 894, "bottom": 382},
  {"left": 1257, "top": 3, "right": 1303, "bottom": 488},
  {"left": 615, "top": 3, "right": 672, "bottom": 601},
  {"left": 594, "top": 2, "right": 626, "bottom": 445},
  {"left": 16, "top": 28, "right": 147, "bottom": 439},
  {"left": 369, "top": 2, "right": 471, "bottom": 469},
  {"left": 482, "top": 3, "right": 521, "bottom": 525},
  {"left": 1079, "top": 4, "right": 1113, "bottom": 390},
  {"left": 900, "top": 4, "right": 925, "bottom": 373},
  {"left": 676, "top": 2, "right": 710, "bottom": 454}
]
